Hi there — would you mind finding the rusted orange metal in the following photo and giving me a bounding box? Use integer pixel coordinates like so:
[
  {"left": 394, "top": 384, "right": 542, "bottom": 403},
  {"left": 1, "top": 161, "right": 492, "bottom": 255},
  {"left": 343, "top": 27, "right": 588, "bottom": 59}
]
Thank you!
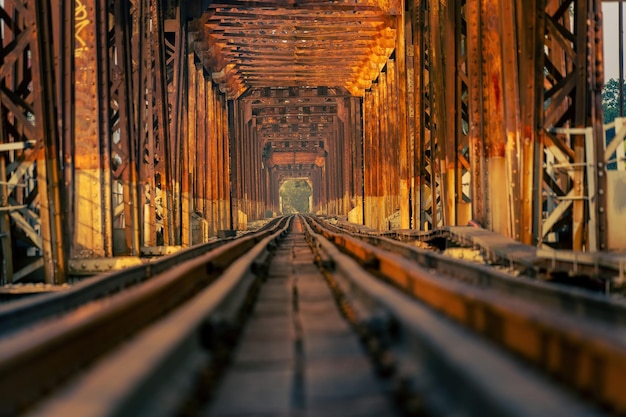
[{"left": 0, "top": 0, "right": 613, "bottom": 283}]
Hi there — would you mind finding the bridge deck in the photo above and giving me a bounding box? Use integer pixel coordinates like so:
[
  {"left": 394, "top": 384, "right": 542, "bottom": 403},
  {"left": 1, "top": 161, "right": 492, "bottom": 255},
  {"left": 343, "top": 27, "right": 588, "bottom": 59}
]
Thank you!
[{"left": 205, "top": 220, "right": 396, "bottom": 416}]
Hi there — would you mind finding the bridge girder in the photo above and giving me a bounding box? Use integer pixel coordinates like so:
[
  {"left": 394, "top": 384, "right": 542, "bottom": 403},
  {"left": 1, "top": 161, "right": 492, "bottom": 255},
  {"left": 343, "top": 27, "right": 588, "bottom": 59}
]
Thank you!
[{"left": 0, "top": 0, "right": 614, "bottom": 284}]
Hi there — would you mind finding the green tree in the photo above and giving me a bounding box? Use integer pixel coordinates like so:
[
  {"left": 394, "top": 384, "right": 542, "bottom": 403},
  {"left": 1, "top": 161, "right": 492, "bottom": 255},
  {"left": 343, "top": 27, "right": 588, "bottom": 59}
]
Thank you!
[
  {"left": 602, "top": 78, "right": 626, "bottom": 123},
  {"left": 280, "top": 180, "right": 311, "bottom": 214}
]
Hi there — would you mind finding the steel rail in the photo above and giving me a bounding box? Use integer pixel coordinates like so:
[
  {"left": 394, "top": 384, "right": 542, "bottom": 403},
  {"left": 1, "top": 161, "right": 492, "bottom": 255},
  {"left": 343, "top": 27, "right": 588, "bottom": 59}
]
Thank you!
[
  {"left": 331, "top": 217, "right": 626, "bottom": 282},
  {"left": 0, "top": 217, "right": 290, "bottom": 416},
  {"left": 299, "top": 218, "right": 603, "bottom": 417},
  {"left": 304, "top": 215, "right": 626, "bottom": 414},
  {"left": 312, "top": 216, "right": 626, "bottom": 325},
  {"left": 0, "top": 218, "right": 281, "bottom": 338}
]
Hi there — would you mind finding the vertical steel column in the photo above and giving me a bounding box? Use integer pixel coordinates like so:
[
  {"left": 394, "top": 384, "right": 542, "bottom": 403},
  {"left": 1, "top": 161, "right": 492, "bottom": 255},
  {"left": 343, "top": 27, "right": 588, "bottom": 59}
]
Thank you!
[
  {"left": 165, "top": 5, "right": 187, "bottom": 245},
  {"left": 535, "top": 0, "right": 606, "bottom": 250},
  {"left": 480, "top": 0, "right": 511, "bottom": 236},
  {"left": 371, "top": 82, "right": 381, "bottom": 229},
  {"left": 500, "top": 0, "right": 522, "bottom": 240},
  {"left": 453, "top": 0, "right": 472, "bottom": 226},
  {"left": 216, "top": 92, "right": 224, "bottom": 229},
  {"left": 572, "top": 0, "right": 589, "bottom": 250},
  {"left": 250, "top": 116, "right": 258, "bottom": 219},
  {"left": 206, "top": 77, "right": 216, "bottom": 236},
  {"left": 398, "top": 5, "right": 411, "bottom": 229},
  {"left": 219, "top": 93, "right": 227, "bottom": 228},
  {"left": 416, "top": 0, "right": 438, "bottom": 230},
  {"left": 51, "top": 1, "right": 74, "bottom": 273},
  {"left": 111, "top": 0, "right": 141, "bottom": 256},
  {"left": 363, "top": 91, "right": 371, "bottom": 227},
  {"left": 379, "top": 70, "right": 390, "bottom": 228},
  {"left": 338, "top": 99, "right": 351, "bottom": 216},
  {"left": 387, "top": 60, "right": 401, "bottom": 225},
  {"left": 222, "top": 98, "right": 232, "bottom": 230},
  {"left": 33, "top": 0, "right": 67, "bottom": 282},
  {"left": 217, "top": 96, "right": 224, "bottom": 227},
  {"left": 516, "top": 0, "right": 542, "bottom": 245},
  {"left": 427, "top": 0, "right": 449, "bottom": 227},
  {"left": 466, "top": 0, "right": 487, "bottom": 229},
  {"left": 152, "top": 0, "right": 173, "bottom": 246},
  {"left": 412, "top": 0, "right": 428, "bottom": 229},
  {"left": 0, "top": 157, "right": 11, "bottom": 283},
  {"left": 71, "top": 0, "right": 113, "bottom": 261},
  {"left": 330, "top": 116, "right": 339, "bottom": 215},
  {"left": 243, "top": 118, "right": 251, "bottom": 221},
  {"left": 136, "top": 0, "right": 154, "bottom": 247},
  {"left": 589, "top": 0, "right": 607, "bottom": 250},
  {"left": 196, "top": 65, "right": 206, "bottom": 236},
  {"left": 406, "top": 2, "right": 417, "bottom": 229},
  {"left": 182, "top": 52, "right": 196, "bottom": 246},
  {"left": 135, "top": 0, "right": 172, "bottom": 248},
  {"left": 229, "top": 100, "right": 239, "bottom": 229},
  {"left": 351, "top": 97, "right": 364, "bottom": 224},
  {"left": 0, "top": 1, "right": 19, "bottom": 284}
]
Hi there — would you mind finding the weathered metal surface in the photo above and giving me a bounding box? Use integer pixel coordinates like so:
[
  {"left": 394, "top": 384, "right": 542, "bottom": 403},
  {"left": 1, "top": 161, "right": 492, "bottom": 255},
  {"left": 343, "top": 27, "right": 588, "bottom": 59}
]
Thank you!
[
  {"left": 199, "top": 1, "right": 399, "bottom": 98},
  {"left": 535, "top": 0, "right": 607, "bottom": 250},
  {"left": 234, "top": 87, "right": 360, "bottom": 220},
  {"left": 397, "top": 0, "right": 607, "bottom": 252},
  {"left": 304, "top": 216, "right": 608, "bottom": 416},
  {"left": 0, "top": 0, "right": 613, "bottom": 285},
  {"left": 0, "top": 0, "right": 66, "bottom": 284},
  {"left": 0, "top": 218, "right": 290, "bottom": 416},
  {"left": 72, "top": 0, "right": 113, "bottom": 259}
]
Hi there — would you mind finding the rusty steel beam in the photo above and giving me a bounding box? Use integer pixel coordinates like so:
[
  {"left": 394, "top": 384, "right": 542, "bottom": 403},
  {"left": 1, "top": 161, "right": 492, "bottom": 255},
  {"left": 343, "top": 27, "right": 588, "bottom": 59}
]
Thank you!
[
  {"left": 479, "top": 0, "right": 511, "bottom": 236},
  {"left": 395, "top": 0, "right": 606, "bottom": 252},
  {"left": 0, "top": 0, "right": 67, "bottom": 284},
  {"left": 199, "top": 1, "right": 398, "bottom": 98},
  {"left": 0, "top": 0, "right": 613, "bottom": 286},
  {"left": 533, "top": 0, "right": 607, "bottom": 250},
  {"left": 68, "top": 0, "right": 114, "bottom": 263},
  {"left": 0, "top": 0, "right": 240, "bottom": 282},
  {"left": 111, "top": 0, "right": 141, "bottom": 257},
  {"left": 182, "top": 52, "right": 197, "bottom": 245},
  {"left": 206, "top": 76, "right": 216, "bottom": 236},
  {"left": 136, "top": 0, "right": 173, "bottom": 248},
  {"left": 35, "top": 0, "right": 68, "bottom": 284},
  {"left": 234, "top": 87, "right": 359, "bottom": 222},
  {"left": 418, "top": 0, "right": 441, "bottom": 230},
  {"left": 165, "top": 5, "right": 188, "bottom": 246},
  {"left": 454, "top": 0, "right": 471, "bottom": 227}
]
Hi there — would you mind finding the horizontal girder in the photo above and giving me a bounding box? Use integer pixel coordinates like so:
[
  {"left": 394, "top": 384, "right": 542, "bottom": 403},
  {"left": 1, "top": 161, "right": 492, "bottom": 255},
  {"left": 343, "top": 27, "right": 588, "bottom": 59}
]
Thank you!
[{"left": 197, "top": 0, "right": 398, "bottom": 97}]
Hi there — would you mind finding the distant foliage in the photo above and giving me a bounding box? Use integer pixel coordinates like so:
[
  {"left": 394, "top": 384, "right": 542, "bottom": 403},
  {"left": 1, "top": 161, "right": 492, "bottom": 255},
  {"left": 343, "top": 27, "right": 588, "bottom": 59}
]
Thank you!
[
  {"left": 280, "top": 180, "right": 311, "bottom": 214},
  {"left": 602, "top": 78, "right": 626, "bottom": 123}
]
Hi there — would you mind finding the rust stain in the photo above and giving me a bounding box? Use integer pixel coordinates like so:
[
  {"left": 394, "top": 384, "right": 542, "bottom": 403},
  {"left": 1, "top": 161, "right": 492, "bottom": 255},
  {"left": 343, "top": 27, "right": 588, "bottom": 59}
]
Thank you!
[
  {"left": 523, "top": 125, "right": 533, "bottom": 141},
  {"left": 490, "top": 142, "right": 506, "bottom": 158},
  {"left": 492, "top": 72, "right": 501, "bottom": 111}
]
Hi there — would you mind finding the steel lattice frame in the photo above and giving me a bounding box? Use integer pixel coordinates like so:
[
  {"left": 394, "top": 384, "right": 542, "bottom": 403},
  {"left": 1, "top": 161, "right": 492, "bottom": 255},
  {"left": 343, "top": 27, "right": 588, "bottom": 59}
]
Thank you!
[
  {"left": 0, "top": 0, "right": 65, "bottom": 284},
  {"left": 537, "top": 0, "right": 607, "bottom": 250},
  {"left": 0, "top": 0, "right": 611, "bottom": 285},
  {"left": 0, "top": 0, "right": 237, "bottom": 284},
  {"left": 400, "top": 0, "right": 606, "bottom": 250}
]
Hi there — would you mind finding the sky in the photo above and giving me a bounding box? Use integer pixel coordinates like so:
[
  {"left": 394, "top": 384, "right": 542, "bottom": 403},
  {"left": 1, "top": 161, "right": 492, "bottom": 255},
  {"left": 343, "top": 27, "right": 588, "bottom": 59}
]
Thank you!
[{"left": 603, "top": 2, "right": 625, "bottom": 81}]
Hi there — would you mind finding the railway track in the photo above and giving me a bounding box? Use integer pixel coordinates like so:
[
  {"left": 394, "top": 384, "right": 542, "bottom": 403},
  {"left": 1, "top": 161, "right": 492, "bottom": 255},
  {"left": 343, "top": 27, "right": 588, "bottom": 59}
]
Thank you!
[
  {"left": 0, "top": 217, "right": 290, "bottom": 415},
  {"left": 0, "top": 219, "right": 278, "bottom": 338},
  {"left": 331, "top": 217, "right": 626, "bottom": 290},
  {"left": 320, "top": 217, "right": 626, "bottom": 324},
  {"left": 304, "top": 215, "right": 626, "bottom": 414},
  {"left": 0, "top": 215, "right": 621, "bottom": 416}
]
